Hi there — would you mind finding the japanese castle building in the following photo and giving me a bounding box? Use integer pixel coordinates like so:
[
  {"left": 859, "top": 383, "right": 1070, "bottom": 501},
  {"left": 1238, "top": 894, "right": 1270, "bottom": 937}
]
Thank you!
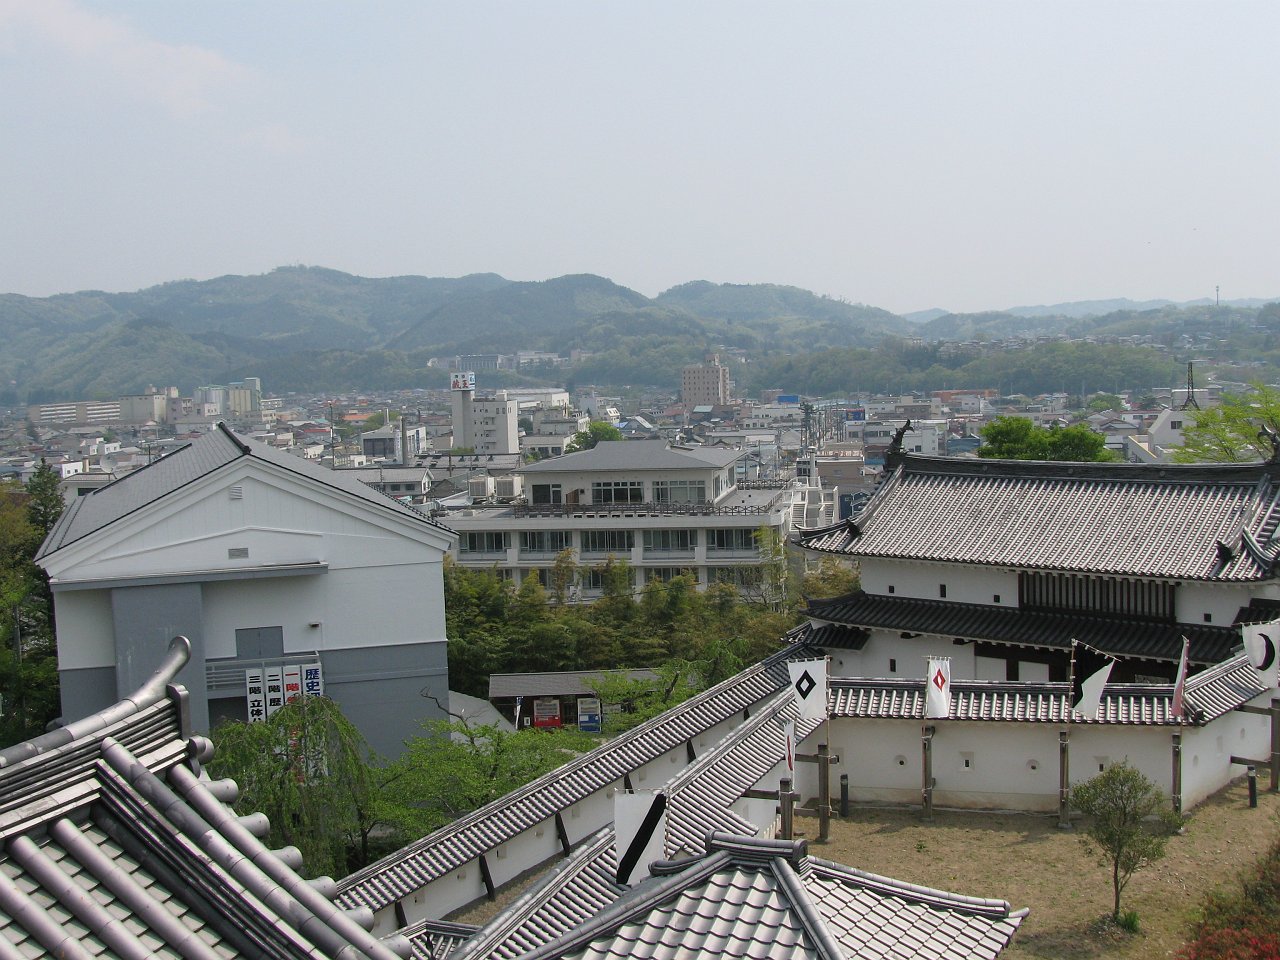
[{"left": 794, "top": 449, "right": 1280, "bottom": 684}]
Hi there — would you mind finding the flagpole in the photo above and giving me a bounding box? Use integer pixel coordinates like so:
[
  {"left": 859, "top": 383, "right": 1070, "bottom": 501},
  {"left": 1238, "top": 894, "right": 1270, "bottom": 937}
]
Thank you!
[
  {"left": 1066, "top": 639, "right": 1077, "bottom": 730},
  {"left": 1060, "top": 639, "right": 1077, "bottom": 829}
]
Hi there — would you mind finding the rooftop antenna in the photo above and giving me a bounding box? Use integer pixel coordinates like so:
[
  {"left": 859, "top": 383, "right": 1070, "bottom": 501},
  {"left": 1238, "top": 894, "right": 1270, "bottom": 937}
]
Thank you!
[{"left": 1181, "top": 360, "right": 1200, "bottom": 411}]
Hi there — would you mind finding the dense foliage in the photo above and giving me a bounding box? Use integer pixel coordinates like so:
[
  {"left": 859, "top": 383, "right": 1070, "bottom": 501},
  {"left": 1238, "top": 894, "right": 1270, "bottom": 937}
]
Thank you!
[
  {"left": 0, "top": 463, "right": 63, "bottom": 747},
  {"left": 1181, "top": 834, "right": 1280, "bottom": 960},
  {"left": 978, "top": 415, "right": 1118, "bottom": 461},
  {"left": 564, "top": 421, "right": 623, "bottom": 452},
  {"left": 208, "top": 695, "right": 599, "bottom": 876},
  {"left": 1174, "top": 383, "right": 1280, "bottom": 463},
  {"left": 444, "top": 557, "right": 802, "bottom": 698}
]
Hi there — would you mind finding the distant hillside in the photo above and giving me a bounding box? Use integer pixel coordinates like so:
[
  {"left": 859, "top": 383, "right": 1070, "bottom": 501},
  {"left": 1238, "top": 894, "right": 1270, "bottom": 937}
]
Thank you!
[
  {"left": 388, "top": 274, "right": 653, "bottom": 353},
  {"left": 21, "top": 317, "right": 266, "bottom": 401},
  {"left": 656, "top": 281, "right": 900, "bottom": 347},
  {"left": 917, "top": 311, "right": 1072, "bottom": 341},
  {"left": 1005, "top": 296, "right": 1279, "bottom": 319},
  {"left": 6, "top": 266, "right": 1275, "bottom": 402}
]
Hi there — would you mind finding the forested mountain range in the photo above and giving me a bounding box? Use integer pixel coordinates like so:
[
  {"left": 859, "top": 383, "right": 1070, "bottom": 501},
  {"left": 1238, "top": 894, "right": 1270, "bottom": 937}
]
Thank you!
[{"left": 2, "top": 266, "right": 1277, "bottom": 403}]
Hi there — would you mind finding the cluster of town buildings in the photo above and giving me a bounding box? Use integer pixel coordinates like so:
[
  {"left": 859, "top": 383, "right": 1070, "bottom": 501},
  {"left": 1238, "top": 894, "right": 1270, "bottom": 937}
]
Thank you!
[{"left": 3, "top": 347, "right": 1278, "bottom": 957}]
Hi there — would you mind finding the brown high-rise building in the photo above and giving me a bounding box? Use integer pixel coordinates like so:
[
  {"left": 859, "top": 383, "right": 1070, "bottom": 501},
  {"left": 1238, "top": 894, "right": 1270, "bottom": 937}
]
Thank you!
[{"left": 681, "top": 355, "right": 729, "bottom": 406}]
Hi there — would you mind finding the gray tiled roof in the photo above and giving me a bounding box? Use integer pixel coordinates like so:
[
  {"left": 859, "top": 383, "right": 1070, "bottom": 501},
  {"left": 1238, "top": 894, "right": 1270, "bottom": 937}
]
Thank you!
[
  {"left": 337, "top": 651, "right": 796, "bottom": 913},
  {"left": 518, "top": 440, "right": 743, "bottom": 475},
  {"left": 802, "top": 591, "right": 1240, "bottom": 665},
  {"left": 442, "top": 695, "right": 822, "bottom": 960},
  {"left": 806, "top": 857, "right": 1025, "bottom": 960},
  {"left": 397, "top": 919, "right": 479, "bottom": 959},
  {"left": 40, "top": 422, "right": 451, "bottom": 558},
  {"left": 0, "top": 637, "right": 407, "bottom": 960},
  {"left": 828, "top": 657, "right": 1265, "bottom": 725},
  {"left": 510, "top": 834, "right": 1025, "bottom": 960},
  {"left": 796, "top": 455, "right": 1280, "bottom": 582},
  {"left": 662, "top": 693, "right": 823, "bottom": 859},
  {"left": 446, "top": 830, "right": 622, "bottom": 960}
]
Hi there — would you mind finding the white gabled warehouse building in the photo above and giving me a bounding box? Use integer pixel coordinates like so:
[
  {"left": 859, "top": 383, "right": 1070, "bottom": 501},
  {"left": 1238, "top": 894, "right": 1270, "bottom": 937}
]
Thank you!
[{"left": 36, "top": 422, "right": 457, "bottom": 757}]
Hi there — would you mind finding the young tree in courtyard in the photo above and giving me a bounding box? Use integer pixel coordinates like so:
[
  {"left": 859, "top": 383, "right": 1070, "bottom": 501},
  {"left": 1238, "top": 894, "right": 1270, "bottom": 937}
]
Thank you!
[{"left": 1072, "top": 761, "right": 1182, "bottom": 923}]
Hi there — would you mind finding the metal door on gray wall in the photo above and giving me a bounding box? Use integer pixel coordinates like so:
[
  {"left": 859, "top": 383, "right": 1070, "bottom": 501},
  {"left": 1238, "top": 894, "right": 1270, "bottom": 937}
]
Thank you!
[{"left": 235, "top": 626, "right": 283, "bottom": 660}]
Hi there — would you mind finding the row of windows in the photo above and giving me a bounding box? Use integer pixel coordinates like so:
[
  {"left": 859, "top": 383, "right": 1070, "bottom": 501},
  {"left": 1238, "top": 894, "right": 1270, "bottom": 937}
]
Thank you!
[
  {"left": 592, "top": 481, "right": 644, "bottom": 504},
  {"left": 651, "top": 480, "right": 707, "bottom": 504},
  {"left": 459, "top": 531, "right": 508, "bottom": 553},
  {"left": 1019, "top": 571, "right": 1176, "bottom": 620},
  {"left": 643, "top": 529, "right": 697, "bottom": 551},
  {"left": 520, "top": 530, "right": 571, "bottom": 553},
  {"left": 581, "top": 530, "right": 634, "bottom": 552},
  {"left": 531, "top": 478, "right": 732, "bottom": 506},
  {"left": 706, "top": 528, "right": 756, "bottom": 552},
  {"left": 464, "top": 527, "right": 759, "bottom": 555}
]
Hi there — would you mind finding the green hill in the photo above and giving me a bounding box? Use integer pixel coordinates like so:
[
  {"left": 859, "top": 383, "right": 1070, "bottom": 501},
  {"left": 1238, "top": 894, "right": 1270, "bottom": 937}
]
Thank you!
[{"left": 388, "top": 274, "right": 654, "bottom": 353}]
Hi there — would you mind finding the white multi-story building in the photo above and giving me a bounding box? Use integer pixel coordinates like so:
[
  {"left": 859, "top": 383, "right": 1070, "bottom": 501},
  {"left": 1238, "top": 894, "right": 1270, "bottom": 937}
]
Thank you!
[
  {"left": 450, "top": 375, "right": 520, "bottom": 455},
  {"left": 444, "top": 439, "right": 836, "bottom": 596}
]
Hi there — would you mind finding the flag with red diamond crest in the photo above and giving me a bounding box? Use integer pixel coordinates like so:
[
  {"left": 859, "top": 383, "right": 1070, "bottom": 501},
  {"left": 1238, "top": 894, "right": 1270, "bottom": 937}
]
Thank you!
[
  {"left": 925, "top": 657, "right": 951, "bottom": 719},
  {"left": 787, "top": 659, "right": 828, "bottom": 721}
]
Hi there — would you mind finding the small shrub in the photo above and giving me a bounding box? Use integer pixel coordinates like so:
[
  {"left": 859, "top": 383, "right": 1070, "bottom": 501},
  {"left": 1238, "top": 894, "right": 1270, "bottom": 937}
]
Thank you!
[
  {"left": 1181, "top": 927, "right": 1280, "bottom": 960},
  {"left": 1117, "top": 910, "right": 1140, "bottom": 934}
]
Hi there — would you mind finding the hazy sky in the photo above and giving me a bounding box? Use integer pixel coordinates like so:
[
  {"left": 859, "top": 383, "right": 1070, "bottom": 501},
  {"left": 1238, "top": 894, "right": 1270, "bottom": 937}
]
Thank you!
[{"left": 1, "top": 1, "right": 1276, "bottom": 314}]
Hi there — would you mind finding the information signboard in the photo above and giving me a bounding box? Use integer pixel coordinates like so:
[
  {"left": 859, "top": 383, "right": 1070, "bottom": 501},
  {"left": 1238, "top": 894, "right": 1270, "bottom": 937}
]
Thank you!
[{"left": 577, "top": 696, "right": 602, "bottom": 733}]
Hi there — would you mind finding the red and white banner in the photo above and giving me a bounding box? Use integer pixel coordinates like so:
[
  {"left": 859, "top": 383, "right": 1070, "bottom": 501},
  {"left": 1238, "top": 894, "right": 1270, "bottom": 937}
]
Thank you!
[{"left": 925, "top": 657, "right": 951, "bottom": 719}]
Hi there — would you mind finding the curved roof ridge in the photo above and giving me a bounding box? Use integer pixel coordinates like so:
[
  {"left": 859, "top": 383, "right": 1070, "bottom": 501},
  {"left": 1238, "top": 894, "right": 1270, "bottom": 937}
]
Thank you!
[
  {"left": 0, "top": 635, "right": 190, "bottom": 770},
  {"left": 805, "top": 854, "right": 1023, "bottom": 919},
  {"left": 338, "top": 649, "right": 798, "bottom": 906},
  {"left": 895, "top": 452, "right": 1280, "bottom": 484}
]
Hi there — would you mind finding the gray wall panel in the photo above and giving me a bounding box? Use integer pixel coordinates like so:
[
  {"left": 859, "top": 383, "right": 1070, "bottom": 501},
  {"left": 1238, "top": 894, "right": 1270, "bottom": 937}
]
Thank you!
[
  {"left": 110, "top": 583, "right": 209, "bottom": 732},
  {"left": 58, "top": 667, "right": 118, "bottom": 721},
  {"left": 321, "top": 642, "right": 449, "bottom": 757}
]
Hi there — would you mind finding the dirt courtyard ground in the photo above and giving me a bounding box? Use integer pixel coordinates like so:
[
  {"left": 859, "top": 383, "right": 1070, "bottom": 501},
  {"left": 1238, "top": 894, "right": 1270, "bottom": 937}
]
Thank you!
[{"left": 804, "top": 776, "right": 1280, "bottom": 959}]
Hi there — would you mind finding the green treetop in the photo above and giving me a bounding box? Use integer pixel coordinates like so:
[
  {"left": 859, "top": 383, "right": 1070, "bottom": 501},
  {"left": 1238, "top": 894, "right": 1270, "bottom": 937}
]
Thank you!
[{"left": 978, "top": 416, "right": 1117, "bottom": 462}]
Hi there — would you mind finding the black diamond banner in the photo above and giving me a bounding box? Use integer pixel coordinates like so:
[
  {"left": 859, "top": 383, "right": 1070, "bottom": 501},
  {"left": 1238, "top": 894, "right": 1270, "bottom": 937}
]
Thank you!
[{"left": 794, "top": 670, "right": 816, "bottom": 700}]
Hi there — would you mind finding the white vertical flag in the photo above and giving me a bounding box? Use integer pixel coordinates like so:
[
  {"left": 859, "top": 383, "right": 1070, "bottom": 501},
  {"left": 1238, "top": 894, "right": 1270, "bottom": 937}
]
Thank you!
[
  {"left": 1171, "top": 637, "right": 1191, "bottom": 720},
  {"left": 925, "top": 657, "right": 951, "bottom": 719},
  {"left": 788, "top": 659, "right": 828, "bottom": 721},
  {"left": 782, "top": 721, "right": 796, "bottom": 775},
  {"left": 614, "top": 791, "right": 667, "bottom": 886},
  {"left": 1072, "top": 660, "right": 1114, "bottom": 720},
  {"left": 1243, "top": 620, "right": 1279, "bottom": 678}
]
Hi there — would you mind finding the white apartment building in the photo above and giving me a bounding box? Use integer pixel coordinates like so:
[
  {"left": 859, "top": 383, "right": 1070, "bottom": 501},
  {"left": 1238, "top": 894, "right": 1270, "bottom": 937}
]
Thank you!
[
  {"left": 451, "top": 381, "right": 520, "bottom": 455},
  {"left": 444, "top": 439, "right": 836, "bottom": 597}
]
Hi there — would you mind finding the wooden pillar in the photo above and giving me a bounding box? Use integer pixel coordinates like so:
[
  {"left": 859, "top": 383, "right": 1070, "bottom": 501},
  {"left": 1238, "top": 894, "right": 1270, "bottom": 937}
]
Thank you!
[
  {"left": 1058, "top": 730, "right": 1071, "bottom": 829},
  {"left": 780, "top": 777, "right": 795, "bottom": 840},
  {"left": 1271, "top": 698, "right": 1280, "bottom": 793},
  {"left": 1171, "top": 731, "right": 1183, "bottom": 815},
  {"left": 817, "top": 743, "right": 831, "bottom": 843},
  {"left": 921, "top": 725, "right": 935, "bottom": 820}
]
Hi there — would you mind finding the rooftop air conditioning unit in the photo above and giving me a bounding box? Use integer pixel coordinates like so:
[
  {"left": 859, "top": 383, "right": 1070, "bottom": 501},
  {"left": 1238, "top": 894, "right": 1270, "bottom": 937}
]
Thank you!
[
  {"left": 495, "top": 475, "right": 523, "bottom": 499},
  {"left": 468, "top": 475, "right": 495, "bottom": 498}
]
